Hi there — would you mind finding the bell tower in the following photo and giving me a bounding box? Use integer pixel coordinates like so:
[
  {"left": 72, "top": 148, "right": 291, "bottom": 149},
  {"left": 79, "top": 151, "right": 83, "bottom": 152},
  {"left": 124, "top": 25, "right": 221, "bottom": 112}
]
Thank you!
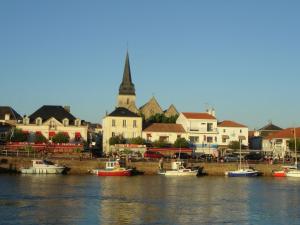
[{"left": 117, "top": 52, "right": 138, "bottom": 113}]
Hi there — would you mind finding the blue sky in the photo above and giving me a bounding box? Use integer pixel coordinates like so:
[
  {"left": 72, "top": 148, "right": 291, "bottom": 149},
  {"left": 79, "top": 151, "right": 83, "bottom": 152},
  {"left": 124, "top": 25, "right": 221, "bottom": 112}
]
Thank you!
[{"left": 0, "top": 1, "right": 299, "bottom": 129}]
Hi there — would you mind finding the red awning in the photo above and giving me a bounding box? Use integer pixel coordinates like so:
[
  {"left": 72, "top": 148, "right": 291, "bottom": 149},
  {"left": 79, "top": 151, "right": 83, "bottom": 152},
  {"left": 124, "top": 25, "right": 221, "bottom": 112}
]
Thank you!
[
  {"left": 63, "top": 132, "right": 69, "bottom": 136},
  {"left": 36, "top": 131, "right": 42, "bottom": 135},
  {"left": 49, "top": 131, "right": 56, "bottom": 137},
  {"left": 75, "top": 132, "right": 81, "bottom": 138}
]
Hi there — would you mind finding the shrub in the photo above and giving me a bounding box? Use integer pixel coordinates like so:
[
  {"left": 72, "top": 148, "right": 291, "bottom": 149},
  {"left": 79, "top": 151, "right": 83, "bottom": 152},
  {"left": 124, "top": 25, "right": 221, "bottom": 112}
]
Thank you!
[{"left": 52, "top": 132, "right": 70, "bottom": 144}]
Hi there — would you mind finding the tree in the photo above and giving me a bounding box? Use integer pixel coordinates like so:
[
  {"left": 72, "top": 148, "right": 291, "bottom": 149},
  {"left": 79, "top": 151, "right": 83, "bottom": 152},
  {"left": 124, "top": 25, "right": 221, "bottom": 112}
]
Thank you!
[
  {"left": 228, "top": 141, "right": 240, "bottom": 150},
  {"left": 173, "top": 137, "right": 190, "bottom": 148},
  {"left": 52, "top": 132, "right": 70, "bottom": 144},
  {"left": 11, "top": 129, "right": 29, "bottom": 142},
  {"left": 34, "top": 133, "right": 47, "bottom": 144},
  {"left": 128, "top": 137, "right": 146, "bottom": 145},
  {"left": 109, "top": 135, "right": 126, "bottom": 146},
  {"left": 152, "top": 140, "right": 171, "bottom": 148},
  {"left": 288, "top": 139, "right": 300, "bottom": 151},
  {"left": 146, "top": 113, "right": 178, "bottom": 124}
]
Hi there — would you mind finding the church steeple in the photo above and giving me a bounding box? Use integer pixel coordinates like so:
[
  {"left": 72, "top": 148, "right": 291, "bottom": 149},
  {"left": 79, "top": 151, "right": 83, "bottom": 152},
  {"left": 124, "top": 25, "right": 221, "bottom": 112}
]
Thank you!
[{"left": 119, "top": 52, "right": 135, "bottom": 95}]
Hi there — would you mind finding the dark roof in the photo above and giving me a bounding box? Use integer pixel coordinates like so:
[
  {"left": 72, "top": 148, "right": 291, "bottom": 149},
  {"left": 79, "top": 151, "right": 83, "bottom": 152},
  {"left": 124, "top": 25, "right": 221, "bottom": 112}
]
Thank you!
[
  {"left": 258, "top": 123, "right": 282, "bottom": 131},
  {"left": 119, "top": 52, "right": 135, "bottom": 95},
  {"left": 0, "top": 106, "right": 22, "bottom": 120},
  {"left": 29, "top": 105, "right": 76, "bottom": 124},
  {"left": 108, "top": 107, "right": 140, "bottom": 117}
]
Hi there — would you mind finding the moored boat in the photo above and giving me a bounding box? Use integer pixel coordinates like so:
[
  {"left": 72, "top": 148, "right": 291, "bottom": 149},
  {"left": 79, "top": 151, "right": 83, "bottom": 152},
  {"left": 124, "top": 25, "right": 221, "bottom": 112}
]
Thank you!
[
  {"left": 97, "top": 160, "right": 132, "bottom": 176},
  {"left": 158, "top": 161, "right": 199, "bottom": 176},
  {"left": 21, "top": 159, "right": 65, "bottom": 174},
  {"left": 225, "top": 168, "right": 259, "bottom": 177}
]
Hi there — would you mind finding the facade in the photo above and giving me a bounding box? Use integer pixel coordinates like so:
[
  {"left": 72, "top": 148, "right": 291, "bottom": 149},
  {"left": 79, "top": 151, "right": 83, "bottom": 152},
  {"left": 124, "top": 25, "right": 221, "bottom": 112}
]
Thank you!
[
  {"left": 139, "top": 97, "right": 163, "bottom": 120},
  {"left": 176, "top": 111, "right": 218, "bottom": 154},
  {"left": 102, "top": 107, "right": 142, "bottom": 153},
  {"left": 16, "top": 105, "right": 88, "bottom": 142},
  {"left": 142, "top": 123, "right": 186, "bottom": 143},
  {"left": 217, "top": 120, "right": 248, "bottom": 147},
  {"left": 0, "top": 106, "right": 22, "bottom": 142}
]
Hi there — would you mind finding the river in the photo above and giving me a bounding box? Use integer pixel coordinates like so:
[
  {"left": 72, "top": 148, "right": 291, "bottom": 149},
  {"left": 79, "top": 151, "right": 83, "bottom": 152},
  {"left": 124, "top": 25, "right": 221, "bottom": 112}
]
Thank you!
[{"left": 0, "top": 175, "right": 300, "bottom": 225}]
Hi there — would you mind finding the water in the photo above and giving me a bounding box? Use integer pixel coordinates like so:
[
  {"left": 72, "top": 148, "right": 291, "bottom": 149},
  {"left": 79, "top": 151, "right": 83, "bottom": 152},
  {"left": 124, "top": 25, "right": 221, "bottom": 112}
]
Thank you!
[{"left": 0, "top": 175, "right": 300, "bottom": 225}]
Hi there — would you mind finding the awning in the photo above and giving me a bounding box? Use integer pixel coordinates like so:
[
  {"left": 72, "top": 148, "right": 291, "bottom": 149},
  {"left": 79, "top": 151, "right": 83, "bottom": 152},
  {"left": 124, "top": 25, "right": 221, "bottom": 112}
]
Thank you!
[
  {"left": 238, "top": 136, "right": 246, "bottom": 140},
  {"left": 63, "top": 132, "right": 69, "bottom": 136},
  {"left": 36, "top": 131, "right": 42, "bottom": 135},
  {"left": 75, "top": 132, "right": 81, "bottom": 138},
  {"left": 222, "top": 135, "right": 229, "bottom": 139},
  {"left": 49, "top": 131, "right": 56, "bottom": 137}
]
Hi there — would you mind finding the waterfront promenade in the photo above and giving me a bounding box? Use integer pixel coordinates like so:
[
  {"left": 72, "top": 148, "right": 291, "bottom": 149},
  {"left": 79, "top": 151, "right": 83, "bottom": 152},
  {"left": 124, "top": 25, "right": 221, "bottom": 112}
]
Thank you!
[{"left": 0, "top": 156, "right": 283, "bottom": 176}]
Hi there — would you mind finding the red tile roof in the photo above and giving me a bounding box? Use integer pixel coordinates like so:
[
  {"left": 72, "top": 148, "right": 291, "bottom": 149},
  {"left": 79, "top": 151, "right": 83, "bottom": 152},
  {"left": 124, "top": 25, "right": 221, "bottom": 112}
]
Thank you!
[
  {"left": 182, "top": 112, "right": 216, "bottom": 120},
  {"left": 267, "top": 128, "right": 300, "bottom": 139},
  {"left": 143, "top": 123, "right": 186, "bottom": 133},
  {"left": 218, "top": 120, "right": 247, "bottom": 128}
]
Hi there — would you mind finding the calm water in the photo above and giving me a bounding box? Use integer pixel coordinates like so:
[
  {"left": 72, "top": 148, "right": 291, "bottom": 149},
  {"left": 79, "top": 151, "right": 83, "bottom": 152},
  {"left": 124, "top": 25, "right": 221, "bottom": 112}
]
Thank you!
[{"left": 0, "top": 175, "right": 300, "bottom": 225}]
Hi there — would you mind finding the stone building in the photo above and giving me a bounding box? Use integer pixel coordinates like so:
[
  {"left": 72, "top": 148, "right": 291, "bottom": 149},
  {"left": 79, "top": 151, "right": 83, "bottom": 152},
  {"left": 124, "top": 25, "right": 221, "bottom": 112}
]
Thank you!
[{"left": 139, "top": 97, "right": 163, "bottom": 120}]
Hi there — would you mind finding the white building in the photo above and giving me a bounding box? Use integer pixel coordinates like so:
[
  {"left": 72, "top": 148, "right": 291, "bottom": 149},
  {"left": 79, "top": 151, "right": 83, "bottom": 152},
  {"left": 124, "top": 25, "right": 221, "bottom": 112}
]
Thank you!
[
  {"left": 217, "top": 120, "right": 248, "bottom": 147},
  {"left": 176, "top": 111, "right": 218, "bottom": 154}
]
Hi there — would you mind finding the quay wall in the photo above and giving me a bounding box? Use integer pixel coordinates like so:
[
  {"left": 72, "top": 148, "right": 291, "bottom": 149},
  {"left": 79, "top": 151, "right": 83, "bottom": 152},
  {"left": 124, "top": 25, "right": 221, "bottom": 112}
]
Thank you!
[{"left": 0, "top": 157, "right": 283, "bottom": 176}]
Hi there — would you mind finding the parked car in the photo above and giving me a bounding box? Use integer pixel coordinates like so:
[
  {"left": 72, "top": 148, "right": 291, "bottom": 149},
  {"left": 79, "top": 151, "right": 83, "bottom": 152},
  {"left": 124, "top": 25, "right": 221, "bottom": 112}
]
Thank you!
[
  {"left": 244, "top": 153, "right": 264, "bottom": 161},
  {"left": 224, "top": 154, "right": 239, "bottom": 162},
  {"left": 144, "top": 151, "right": 164, "bottom": 159},
  {"left": 173, "top": 152, "right": 191, "bottom": 159}
]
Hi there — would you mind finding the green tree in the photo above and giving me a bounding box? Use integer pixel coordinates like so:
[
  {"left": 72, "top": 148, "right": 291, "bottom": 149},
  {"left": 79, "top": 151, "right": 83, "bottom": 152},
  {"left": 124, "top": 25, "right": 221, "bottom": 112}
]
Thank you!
[
  {"left": 152, "top": 140, "right": 170, "bottom": 148},
  {"left": 228, "top": 141, "right": 240, "bottom": 150},
  {"left": 109, "top": 136, "right": 126, "bottom": 146},
  {"left": 173, "top": 137, "right": 190, "bottom": 148},
  {"left": 128, "top": 137, "right": 146, "bottom": 145},
  {"left": 146, "top": 113, "right": 178, "bottom": 124},
  {"left": 11, "top": 129, "right": 29, "bottom": 142},
  {"left": 288, "top": 139, "right": 300, "bottom": 151},
  {"left": 34, "top": 133, "right": 47, "bottom": 143},
  {"left": 52, "top": 132, "right": 70, "bottom": 144}
]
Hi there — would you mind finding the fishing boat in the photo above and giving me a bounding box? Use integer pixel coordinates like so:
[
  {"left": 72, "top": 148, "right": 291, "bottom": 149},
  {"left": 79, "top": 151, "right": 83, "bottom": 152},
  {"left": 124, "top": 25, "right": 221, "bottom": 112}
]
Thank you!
[
  {"left": 286, "top": 128, "right": 300, "bottom": 178},
  {"left": 97, "top": 160, "right": 132, "bottom": 176},
  {"left": 272, "top": 165, "right": 297, "bottom": 177},
  {"left": 21, "top": 159, "right": 65, "bottom": 174},
  {"left": 158, "top": 161, "right": 199, "bottom": 176},
  {"left": 225, "top": 140, "right": 259, "bottom": 177}
]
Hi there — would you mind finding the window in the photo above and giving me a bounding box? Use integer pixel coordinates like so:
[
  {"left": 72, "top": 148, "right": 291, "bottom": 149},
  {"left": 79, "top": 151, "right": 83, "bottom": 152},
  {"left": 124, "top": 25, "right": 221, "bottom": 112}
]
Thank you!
[
  {"left": 207, "top": 137, "right": 213, "bottom": 143},
  {"left": 75, "top": 119, "right": 81, "bottom": 126},
  {"left": 133, "top": 120, "right": 137, "bottom": 128},
  {"left": 112, "top": 119, "right": 116, "bottom": 127},
  {"left": 4, "top": 114, "right": 10, "bottom": 120},
  {"left": 215, "top": 137, "right": 217, "bottom": 142},
  {"left": 223, "top": 129, "right": 226, "bottom": 133},
  {"left": 63, "top": 118, "right": 69, "bottom": 127},
  {"left": 207, "top": 123, "right": 213, "bottom": 132},
  {"left": 222, "top": 138, "right": 227, "bottom": 143},
  {"left": 50, "top": 120, "right": 55, "bottom": 129},
  {"left": 177, "top": 135, "right": 181, "bottom": 139},
  {"left": 36, "top": 118, "right": 42, "bottom": 126},
  {"left": 159, "top": 136, "right": 169, "bottom": 142},
  {"left": 112, "top": 132, "right": 115, "bottom": 137},
  {"left": 240, "top": 129, "right": 242, "bottom": 133},
  {"left": 127, "top": 98, "right": 129, "bottom": 104},
  {"left": 189, "top": 136, "right": 199, "bottom": 143},
  {"left": 147, "top": 133, "right": 152, "bottom": 141},
  {"left": 123, "top": 120, "right": 126, "bottom": 128}
]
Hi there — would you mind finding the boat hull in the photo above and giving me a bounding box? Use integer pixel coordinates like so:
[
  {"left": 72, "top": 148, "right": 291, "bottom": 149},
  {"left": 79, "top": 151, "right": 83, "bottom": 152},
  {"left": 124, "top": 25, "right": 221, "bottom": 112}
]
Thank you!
[
  {"left": 286, "top": 170, "right": 300, "bottom": 177},
  {"left": 273, "top": 171, "right": 286, "bottom": 177},
  {"left": 225, "top": 170, "right": 259, "bottom": 177},
  {"left": 97, "top": 170, "right": 131, "bottom": 176},
  {"left": 21, "top": 167, "right": 65, "bottom": 174}
]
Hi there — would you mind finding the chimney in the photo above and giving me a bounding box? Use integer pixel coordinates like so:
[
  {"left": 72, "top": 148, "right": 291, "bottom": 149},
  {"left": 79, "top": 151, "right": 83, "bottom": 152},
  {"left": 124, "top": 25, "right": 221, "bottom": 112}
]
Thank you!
[
  {"left": 211, "top": 108, "right": 216, "bottom": 117},
  {"left": 64, "top": 106, "right": 70, "bottom": 113}
]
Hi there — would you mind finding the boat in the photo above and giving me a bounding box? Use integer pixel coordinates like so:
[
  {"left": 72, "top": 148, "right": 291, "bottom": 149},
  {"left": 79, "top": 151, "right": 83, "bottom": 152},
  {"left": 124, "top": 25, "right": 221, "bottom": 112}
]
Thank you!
[
  {"left": 286, "top": 128, "right": 300, "bottom": 178},
  {"left": 21, "top": 159, "right": 65, "bottom": 174},
  {"left": 158, "top": 161, "right": 199, "bottom": 176},
  {"left": 97, "top": 160, "right": 132, "bottom": 176},
  {"left": 272, "top": 165, "right": 297, "bottom": 177},
  {"left": 225, "top": 140, "right": 260, "bottom": 177}
]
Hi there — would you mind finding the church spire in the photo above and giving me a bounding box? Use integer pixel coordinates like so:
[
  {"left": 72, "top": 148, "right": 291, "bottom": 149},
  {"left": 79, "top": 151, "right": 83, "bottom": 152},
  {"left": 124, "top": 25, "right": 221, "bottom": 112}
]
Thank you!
[{"left": 119, "top": 51, "right": 135, "bottom": 95}]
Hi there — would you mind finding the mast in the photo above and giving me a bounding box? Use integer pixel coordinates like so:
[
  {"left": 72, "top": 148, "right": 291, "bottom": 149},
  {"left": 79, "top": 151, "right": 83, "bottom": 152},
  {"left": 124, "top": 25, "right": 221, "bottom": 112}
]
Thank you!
[
  {"left": 239, "top": 139, "right": 242, "bottom": 170},
  {"left": 294, "top": 127, "right": 297, "bottom": 166}
]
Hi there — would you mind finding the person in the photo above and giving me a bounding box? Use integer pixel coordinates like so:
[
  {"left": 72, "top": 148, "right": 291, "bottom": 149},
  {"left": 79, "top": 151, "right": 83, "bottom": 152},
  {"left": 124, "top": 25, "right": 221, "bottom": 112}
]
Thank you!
[{"left": 159, "top": 157, "right": 164, "bottom": 171}]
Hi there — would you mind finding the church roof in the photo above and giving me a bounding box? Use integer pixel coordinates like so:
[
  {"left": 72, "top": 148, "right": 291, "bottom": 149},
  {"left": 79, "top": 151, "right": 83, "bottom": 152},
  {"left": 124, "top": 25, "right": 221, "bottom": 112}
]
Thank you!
[
  {"left": 164, "top": 104, "right": 179, "bottom": 117},
  {"left": 258, "top": 123, "right": 282, "bottom": 131},
  {"left": 119, "top": 52, "right": 135, "bottom": 95},
  {"left": 108, "top": 107, "right": 140, "bottom": 118}
]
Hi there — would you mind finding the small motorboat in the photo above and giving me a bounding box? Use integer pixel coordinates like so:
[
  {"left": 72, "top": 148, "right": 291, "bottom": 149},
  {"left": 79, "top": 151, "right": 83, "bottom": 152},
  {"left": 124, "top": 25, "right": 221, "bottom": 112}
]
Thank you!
[
  {"left": 158, "top": 161, "right": 199, "bottom": 176},
  {"left": 272, "top": 165, "right": 297, "bottom": 177},
  {"left": 97, "top": 160, "right": 132, "bottom": 176},
  {"left": 21, "top": 159, "right": 65, "bottom": 174},
  {"left": 225, "top": 168, "right": 260, "bottom": 177}
]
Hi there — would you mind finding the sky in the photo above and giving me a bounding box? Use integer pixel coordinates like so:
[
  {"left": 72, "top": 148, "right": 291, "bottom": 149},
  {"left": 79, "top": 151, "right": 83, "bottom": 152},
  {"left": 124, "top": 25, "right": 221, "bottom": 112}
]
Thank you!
[{"left": 0, "top": 0, "right": 299, "bottom": 129}]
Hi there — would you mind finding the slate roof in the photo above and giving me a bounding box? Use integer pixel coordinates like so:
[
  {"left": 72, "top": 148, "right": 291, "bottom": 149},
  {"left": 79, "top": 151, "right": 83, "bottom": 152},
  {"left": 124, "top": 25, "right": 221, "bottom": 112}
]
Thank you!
[
  {"left": 143, "top": 123, "right": 185, "bottom": 133},
  {"left": 119, "top": 52, "right": 135, "bottom": 95},
  {"left": 218, "top": 120, "right": 247, "bottom": 128},
  {"left": 108, "top": 107, "right": 140, "bottom": 118},
  {"left": 182, "top": 112, "right": 216, "bottom": 120},
  {"left": 29, "top": 105, "right": 76, "bottom": 124},
  {"left": 0, "top": 106, "right": 22, "bottom": 120},
  {"left": 259, "top": 123, "right": 282, "bottom": 131}
]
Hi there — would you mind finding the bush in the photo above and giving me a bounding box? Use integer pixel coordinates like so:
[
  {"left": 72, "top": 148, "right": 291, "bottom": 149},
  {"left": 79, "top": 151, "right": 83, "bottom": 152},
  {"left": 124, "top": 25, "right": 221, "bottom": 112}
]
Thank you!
[
  {"left": 34, "top": 133, "right": 47, "bottom": 143},
  {"left": 109, "top": 136, "right": 126, "bottom": 146},
  {"left": 152, "top": 140, "right": 170, "bottom": 148},
  {"left": 11, "top": 129, "right": 29, "bottom": 142},
  {"left": 52, "top": 132, "right": 70, "bottom": 144},
  {"left": 173, "top": 137, "right": 190, "bottom": 148},
  {"left": 128, "top": 137, "right": 146, "bottom": 145}
]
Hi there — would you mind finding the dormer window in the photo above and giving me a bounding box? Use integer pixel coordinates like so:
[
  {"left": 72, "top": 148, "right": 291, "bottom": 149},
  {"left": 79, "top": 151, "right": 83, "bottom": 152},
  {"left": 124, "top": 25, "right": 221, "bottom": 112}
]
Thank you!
[
  {"left": 75, "top": 119, "right": 81, "bottom": 127},
  {"left": 35, "top": 117, "right": 42, "bottom": 126},
  {"left": 63, "top": 118, "right": 69, "bottom": 127},
  {"left": 23, "top": 116, "right": 30, "bottom": 125},
  {"left": 4, "top": 114, "right": 10, "bottom": 121}
]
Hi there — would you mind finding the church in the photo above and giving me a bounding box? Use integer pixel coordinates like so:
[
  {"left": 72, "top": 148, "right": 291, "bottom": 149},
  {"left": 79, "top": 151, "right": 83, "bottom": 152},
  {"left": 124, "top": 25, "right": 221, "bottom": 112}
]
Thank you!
[{"left": 102, "top": 52, "right": 178, "bottom": 153}]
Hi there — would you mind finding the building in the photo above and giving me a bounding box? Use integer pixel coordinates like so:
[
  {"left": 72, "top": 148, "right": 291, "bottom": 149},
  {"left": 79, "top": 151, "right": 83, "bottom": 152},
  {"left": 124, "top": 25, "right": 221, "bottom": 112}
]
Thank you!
[
  {"left": 164, "top": 104, "right": 179, "bottom": 118},
  {"left": 16, "top": 105, "right": 88, "bottom": 142},
  {"left": 102, "top": 52, "right": 143, "bottom": 153},
  {"left": 142, "top": 123, "right": 186, "bottom": 143},
  {"left": 0, "top": 106, "right": 22, "bottom": 142},
  {"left": 176, "top": 110, "right": 218, "bottom": 154}
]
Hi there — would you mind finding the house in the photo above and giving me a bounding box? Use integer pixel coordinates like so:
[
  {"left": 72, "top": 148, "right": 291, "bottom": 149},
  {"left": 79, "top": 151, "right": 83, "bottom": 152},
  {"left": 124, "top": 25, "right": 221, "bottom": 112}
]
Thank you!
[
  {"left": 176, "top": 110, "right": 218, "bottom": 155},
  {"left": 267, "top": 127, "right": 300, "bottom": 158},
  {"left": 16, "top": 105, "right": 88, "bottom": 142},
  {"left": 0, "top": 106, "right": 22, "bottom": 142},
  {"left": 142, "top": 123, "right": 186, "bottom": 143},
  {"left": 217, "top": 120, "right": 248, "bottom": 146}
]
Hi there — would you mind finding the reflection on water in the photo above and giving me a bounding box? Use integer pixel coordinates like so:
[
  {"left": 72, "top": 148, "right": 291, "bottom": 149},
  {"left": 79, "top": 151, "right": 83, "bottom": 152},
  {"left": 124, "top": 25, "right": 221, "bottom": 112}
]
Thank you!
[{"left": 1, "top": 175, "right": 300, "bottom": 225}]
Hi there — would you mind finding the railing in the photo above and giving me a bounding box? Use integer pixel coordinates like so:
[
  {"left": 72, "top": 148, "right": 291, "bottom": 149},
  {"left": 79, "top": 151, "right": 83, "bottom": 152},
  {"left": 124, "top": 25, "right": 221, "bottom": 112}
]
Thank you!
[{"left": 1, "top": 149, "right": 42, "bottom": 158}]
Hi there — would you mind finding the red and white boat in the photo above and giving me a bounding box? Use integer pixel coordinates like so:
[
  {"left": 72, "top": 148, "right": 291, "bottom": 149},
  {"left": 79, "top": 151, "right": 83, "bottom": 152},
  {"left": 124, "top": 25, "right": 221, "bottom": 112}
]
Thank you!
[
  {"left": 96, "top": 160, "right": 132, "bottom": 176},
  {"left": 272, "top": 166, "right": 297, "bottom": 177}
]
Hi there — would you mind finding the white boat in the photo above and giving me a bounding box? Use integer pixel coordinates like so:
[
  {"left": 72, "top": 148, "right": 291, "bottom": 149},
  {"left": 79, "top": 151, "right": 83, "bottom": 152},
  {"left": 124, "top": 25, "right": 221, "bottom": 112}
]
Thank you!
[
  {"left": 158, "top": 161, "right": 198, "bottom": 176},
  {"left": 286, "top": 128, "right": 300, "bottom": 178},
  {"left": 225, "top": 140, "right": 260, "bottom": 177},
  {"left": 21, "top": 160, "right": 65, "bottom": 174}
]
